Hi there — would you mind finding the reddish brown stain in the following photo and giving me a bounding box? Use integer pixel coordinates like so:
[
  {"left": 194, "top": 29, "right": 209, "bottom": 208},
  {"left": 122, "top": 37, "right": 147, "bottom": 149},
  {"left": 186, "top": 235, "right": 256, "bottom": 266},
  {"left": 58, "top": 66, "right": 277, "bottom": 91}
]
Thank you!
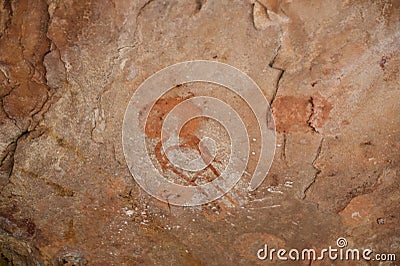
[
  {"left": 341, "top": 120, "right": 350, "bottom": 126},
  {"left": 272, "top": 95, "right": 312, "bottom": 133},
  {"left": 272, "top": 95, "right": 332, "bottom": 133},
  {"left": 145, "top": 96, "right": 223, "bottom": 188},
  {"left": 143, "top": 95, "right": 239, "bottom": 206},
  {"left": 144, "top": 96, "right": 199, "bottom": 141}
]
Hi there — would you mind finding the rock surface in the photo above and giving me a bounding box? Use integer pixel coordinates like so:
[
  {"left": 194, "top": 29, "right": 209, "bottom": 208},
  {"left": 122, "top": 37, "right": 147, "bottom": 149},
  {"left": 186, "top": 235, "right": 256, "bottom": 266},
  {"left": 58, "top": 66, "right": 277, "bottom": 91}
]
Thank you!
[{"left": 0, "top": 0, "right": 399, "bottom": 264}]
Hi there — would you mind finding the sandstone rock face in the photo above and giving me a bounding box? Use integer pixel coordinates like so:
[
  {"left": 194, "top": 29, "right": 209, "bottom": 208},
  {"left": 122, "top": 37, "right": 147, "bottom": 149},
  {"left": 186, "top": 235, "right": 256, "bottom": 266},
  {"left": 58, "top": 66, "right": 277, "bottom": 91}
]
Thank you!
[{"left": 0, "top": 0, "right": 399, "bottom": 264}]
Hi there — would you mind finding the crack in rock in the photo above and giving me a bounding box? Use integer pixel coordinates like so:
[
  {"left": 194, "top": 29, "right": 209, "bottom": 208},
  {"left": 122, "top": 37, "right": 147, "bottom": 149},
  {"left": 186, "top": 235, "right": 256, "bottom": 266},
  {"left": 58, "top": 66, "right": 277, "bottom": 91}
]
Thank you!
[
  {"left": 266, "top": 8, "right": 286, "bottom": 106},
  {"left": 0, "top": 0, "right": 60, "bottom": 188},
  {"left": 307, "top": 96, "right": 318, "bottom": 133},
  {"left": 302, "top": 137, "right": 324, "bottom": 200},
  {"left": 269, "top": 45, "right": 285, "bottom": 105}
]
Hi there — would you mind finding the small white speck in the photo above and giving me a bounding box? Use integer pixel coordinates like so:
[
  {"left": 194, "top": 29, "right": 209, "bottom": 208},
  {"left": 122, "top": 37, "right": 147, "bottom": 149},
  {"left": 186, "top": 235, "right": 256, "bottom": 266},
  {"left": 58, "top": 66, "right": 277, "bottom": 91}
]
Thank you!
[
  {"left": 124, "top": 210, "right": 134, "bottom": 217},
  {"left": 267, "top": 187, "right": 283, "bottom": 194},
  {"left": 251, "top": 151, "right": 256, "bottom": 155},
  {"left": 284, "top": 181, "right": 293, "bottom": 187}
]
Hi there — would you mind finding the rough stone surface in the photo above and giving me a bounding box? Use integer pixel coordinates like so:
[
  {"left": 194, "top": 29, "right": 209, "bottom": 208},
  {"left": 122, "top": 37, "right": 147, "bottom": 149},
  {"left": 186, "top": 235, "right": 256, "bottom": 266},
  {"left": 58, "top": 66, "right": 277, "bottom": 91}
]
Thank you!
[{"left": 0, "top": 0, "right": 399, "bottom": 264}]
